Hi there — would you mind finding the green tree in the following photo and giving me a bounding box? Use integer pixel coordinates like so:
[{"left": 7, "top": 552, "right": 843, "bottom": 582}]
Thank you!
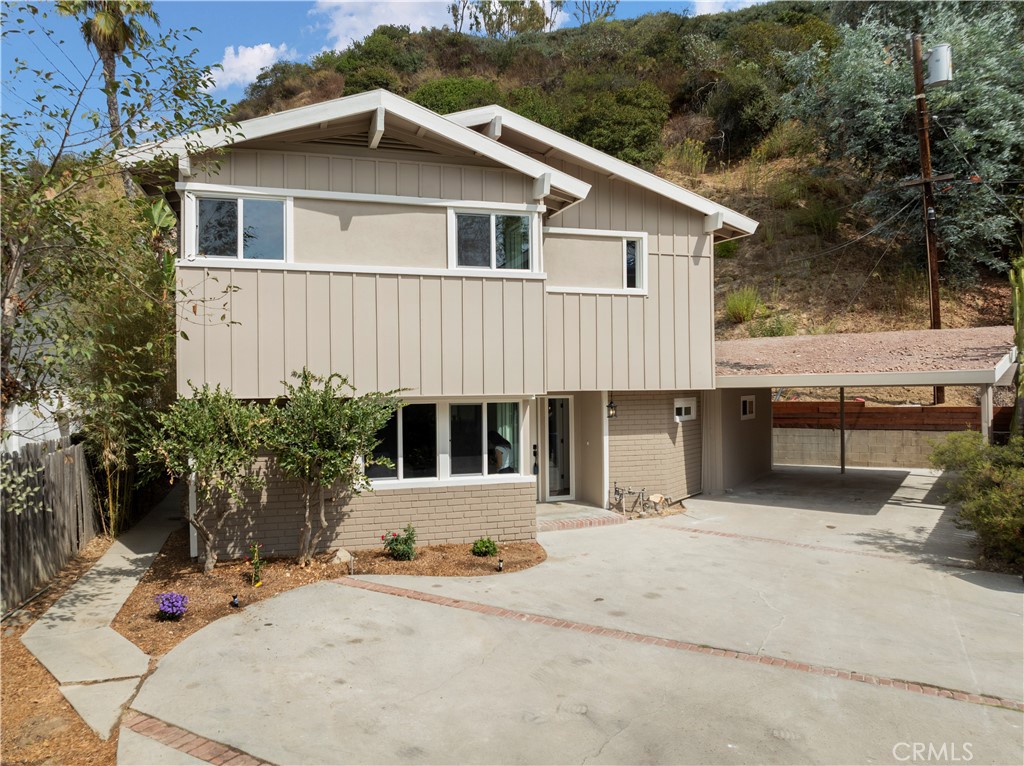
[
  {"left": 268, "top": 370, "right": 400, "bottom": 566},
  {"left": 56, "top": 0, "right": 159, "bottom": 199},
  {"left": 410, "top": 76, "right": 503, "bottom": 114},
  {"left": 783, "top": 3, "right": 1024, "bottom": 276},
  {"left": 469, "top": 0, "right": 563, "bottom": 39},
  {"left": 147, "top": 384, "right": 267, "bottom": 573}
]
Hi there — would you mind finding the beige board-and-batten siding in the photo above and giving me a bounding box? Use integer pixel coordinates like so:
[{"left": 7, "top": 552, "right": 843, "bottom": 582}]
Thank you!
[
  {"left": 176, "top": 267, "right": 546, "bottom": 399},
  {"left": 607, "top": 391, "right": 702, "bottom": 508},
  {"left": 191, "top": 149, "right": 533, "bottom": 204},
  {"left": 544, "top": 158, "right": 715, "bottom": 391},
  {"left": 207, "top": 456, "right": 536, "bottom": 559}
]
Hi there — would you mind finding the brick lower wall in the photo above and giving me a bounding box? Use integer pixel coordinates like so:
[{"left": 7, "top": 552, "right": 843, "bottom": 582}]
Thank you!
[
  {"left": 772, "top": 428, "right": 958, "bottom": 469},
  {"left": 607, "top": 390, "right": 702, "bottom": 506},
  {"left": 203, "top": 456, "right": 537, "bottom": 560}
]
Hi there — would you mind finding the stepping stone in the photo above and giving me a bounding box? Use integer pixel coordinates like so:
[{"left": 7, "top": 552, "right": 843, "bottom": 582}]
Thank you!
[{"left": 60, "top": 678, "right": 140, "bottom": 740}]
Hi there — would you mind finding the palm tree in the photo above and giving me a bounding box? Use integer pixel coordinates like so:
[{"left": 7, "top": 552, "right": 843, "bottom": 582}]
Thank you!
[{"left": 57, "top": 1, "right": 159, "bottom": 199}]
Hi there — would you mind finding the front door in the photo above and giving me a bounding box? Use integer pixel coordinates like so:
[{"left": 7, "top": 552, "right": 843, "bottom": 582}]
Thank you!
[{"left": 546, "top": 397, "right": 573, "bottom": 500}]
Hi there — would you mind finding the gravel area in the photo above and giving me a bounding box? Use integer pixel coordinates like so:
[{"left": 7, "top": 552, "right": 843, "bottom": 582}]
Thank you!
[{"left": 717, "top": 326, "right": 1015, "bottom": 377}]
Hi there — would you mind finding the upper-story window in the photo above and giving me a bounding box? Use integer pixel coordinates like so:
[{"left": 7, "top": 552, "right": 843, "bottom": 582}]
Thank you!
[
  {"left": 453, "top": 211, "right": 533, "bottom": 271},
  {"left": 196, "top": 196, "right": 286, "bottom": 260}
]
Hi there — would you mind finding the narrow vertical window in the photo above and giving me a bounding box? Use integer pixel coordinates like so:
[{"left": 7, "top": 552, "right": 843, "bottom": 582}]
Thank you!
[
  {"left": 487, "top": 402, "right": 519, "bottom": 474},
  {"left": 365, "top": 412, "right": 398, "bottom": 479},
  {"left": 625, "top": 239, "right": 638, "bottom": 289},
  {"left": 402, "top": 404, "right": 437, "bottom": 478}
]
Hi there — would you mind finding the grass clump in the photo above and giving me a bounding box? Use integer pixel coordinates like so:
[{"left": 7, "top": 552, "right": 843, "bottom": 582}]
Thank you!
[
  {"left": 724, "top": 286, "right": 763, "bottom": 324},
  {"left": 748, "top": 315, "right": 797, "bottom": 337},
  {"left": 664, "top": 138, "right": 710, "bottom": 177}
]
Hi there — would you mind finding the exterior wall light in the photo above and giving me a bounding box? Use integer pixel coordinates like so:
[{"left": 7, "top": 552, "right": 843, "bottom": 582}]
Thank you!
[{"left": 607, "top": 399, "right": 617, "bottom": 419}]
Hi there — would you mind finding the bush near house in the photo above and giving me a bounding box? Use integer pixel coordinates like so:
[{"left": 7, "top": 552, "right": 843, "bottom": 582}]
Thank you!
[{"left": 930, "top": 432, "right": 1024, "bottom": 570}]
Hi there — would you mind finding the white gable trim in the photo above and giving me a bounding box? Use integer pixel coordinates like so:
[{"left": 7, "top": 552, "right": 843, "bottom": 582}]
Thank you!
[
  {"left": 129, "top": 90, "right": 590, "bottom": 202},
  {"left": 448, "top": 105, "right": 758, "bottom": 237}
]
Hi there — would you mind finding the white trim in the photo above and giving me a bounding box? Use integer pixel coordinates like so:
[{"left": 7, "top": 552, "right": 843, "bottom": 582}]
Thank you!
[
  {"left": 448, "top": 105, "right": 757, "bottom": 236},
  {"left": 715, "top": 364, "right": 1015, "bottom": 389},
  {"left": 133, "top": 90, "right": 591, "bottom": 200},
  {"left": 448, "top": 208, "right": 539, "bottom": 274},
  {"left": 177, "top": 182, "right": 546, "bottom": 214},
  {"left": 674, "top": 396, "right": 697, "bottom": 422},
  {"left": 601, "top": 390, "right": 609, "bottom": 510},
  {"left": 546, "top": 286, "right": 647, "bottom": 296},
  {"left": 740, "top": 395, "right": 756, "bottom": 421},
  {"left": 544, "top": 226, "right": 645, "bottom": 239},
  {"left": 544, "top": 395, "right": 575, "bottom": 502},
  {"left": 370, "top": 474, "right": 534, "bottom": 492},
  {"left": 178, "top": 258, "right": 549, "bottom": 281}
]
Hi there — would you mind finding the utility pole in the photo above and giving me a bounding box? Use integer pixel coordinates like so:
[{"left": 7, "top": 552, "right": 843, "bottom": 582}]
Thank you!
[{"left": 909, "top": 33, "right": 946, "bottom": 405}]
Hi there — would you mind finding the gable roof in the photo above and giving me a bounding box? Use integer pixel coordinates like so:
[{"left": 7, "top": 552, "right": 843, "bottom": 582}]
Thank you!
[
  {"left": 448, "top": 105, "right": 758, "bottom": 238},
  {"left": 127, "top": 90, "right": 590, "bottom": 205}
]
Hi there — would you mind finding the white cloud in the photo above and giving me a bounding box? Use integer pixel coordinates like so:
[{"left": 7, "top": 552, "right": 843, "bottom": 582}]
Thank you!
[
  {"left": 690, "top": 1, "right": 765, "bottom": 17},
  {"left": 312, "top": 1, "right": 453, "bottom": 51},
  {"left": 211, "top": 43, "right": 299, "bottom": 91}
]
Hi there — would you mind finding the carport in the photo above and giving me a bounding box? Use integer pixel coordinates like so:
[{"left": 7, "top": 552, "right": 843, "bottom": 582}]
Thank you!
[{"left": 702, "top": 326, "right": 1017, "bottom": 494}]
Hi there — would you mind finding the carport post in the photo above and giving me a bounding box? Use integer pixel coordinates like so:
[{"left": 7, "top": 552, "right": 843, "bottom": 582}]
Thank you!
[
  {"left": 980, "top": 384, "right": 993, "bottom": 443},
  {"left": 839, "top": 387, "right": 846, "bottom": 474}
]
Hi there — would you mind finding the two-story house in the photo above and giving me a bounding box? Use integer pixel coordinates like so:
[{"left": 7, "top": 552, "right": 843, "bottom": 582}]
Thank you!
[{"left": 159, "top": 89, "right": 760, "bottom": 557}]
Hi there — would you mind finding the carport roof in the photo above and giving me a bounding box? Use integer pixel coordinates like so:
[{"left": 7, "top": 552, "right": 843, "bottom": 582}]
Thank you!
[{"left": 715, "top": 326, "right": 1017, "bottom": 388}]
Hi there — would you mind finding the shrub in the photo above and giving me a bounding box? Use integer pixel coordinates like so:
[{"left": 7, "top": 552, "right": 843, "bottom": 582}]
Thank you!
[
  {"left": 343, "top": 65, "right": 399, "bottom": 96},
  {"left": 155, "top": 592, "right": 188, "bottom": 621},
  {"left": 930, "top": 433, "right": 1024, "bottom": 569},
  {"left": 663, "top": 138, "right": 710, "bottom": 177},
  {"left": 410, "top": 76, "right": 502, "bottom": 114},
  {"left": 471, "top": 537, "right": 498, "bottom": 557},
  {"left": 715, "top": 240, "right": 739, "bottom": 260},
  {"left": 382, "top": 524, "right": 417, "bottom": 561},
  {"left": 756, "top": 119, "right": 818, "bottom": 160},
  {"left": 748, "top": 315, "right": 796, "bottom": 337},
  {"left": 724, "top": 287, "right": 763, "bottom": 323}
]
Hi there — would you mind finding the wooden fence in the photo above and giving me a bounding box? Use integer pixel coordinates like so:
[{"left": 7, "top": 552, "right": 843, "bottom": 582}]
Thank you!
[
  {"left": 2, "top": 438, "right": 96, "bottom": 613},
  {"left": 772, "top": 401, "right": 1014, "bottom": 432}
]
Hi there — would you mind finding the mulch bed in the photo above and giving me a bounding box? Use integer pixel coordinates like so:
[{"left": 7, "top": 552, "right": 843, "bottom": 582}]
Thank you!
[
  {"left": 1, "top": 535, "right": 119, "bottom": 766},
  {"left": 112, "top": 525, "right": 546, "bottom": 658}
]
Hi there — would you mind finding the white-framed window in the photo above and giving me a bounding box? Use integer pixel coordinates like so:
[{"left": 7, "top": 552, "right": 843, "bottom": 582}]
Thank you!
[
  {"left": 543, "top": 227, "right": 648, "bottom": 294},
  {"left": 185, "top": 194, "right": 291, "bottom": 261},
  {"left": 740, "top": 395, "right": 756, "bottom": 420},
  {"left": 674, "top": 397, "right": 696, "bottom": 422},
  {"left": 449, "top": 209, "right": 537, "bottom": 272},
  {"left": 366, "top": 400, "right": 523, "bottom": 485}
]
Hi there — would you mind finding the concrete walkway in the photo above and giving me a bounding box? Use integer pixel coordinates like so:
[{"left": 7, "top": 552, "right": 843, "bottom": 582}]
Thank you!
[{"left": 21, "top": 486, "right": 181, "bottom": 741}]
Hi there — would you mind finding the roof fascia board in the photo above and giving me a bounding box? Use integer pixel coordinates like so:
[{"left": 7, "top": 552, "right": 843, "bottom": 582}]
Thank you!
[
  {"left": 715, "top": 361, "right": 1012, "bottom": 389},
  {"left": 449, "top": 105, "right": 757, "bottom": 236},
  {"left": 137, "top": 91, "right": 590, "bottom": 201}
]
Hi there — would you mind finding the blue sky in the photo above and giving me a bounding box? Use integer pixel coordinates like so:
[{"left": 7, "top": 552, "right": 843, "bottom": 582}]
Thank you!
[{"left": 4, "top": 1, "right": 762, "bottom": 109}]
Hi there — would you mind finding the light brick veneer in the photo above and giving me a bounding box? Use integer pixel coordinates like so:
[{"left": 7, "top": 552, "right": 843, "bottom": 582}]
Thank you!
[
  {"left": 773, "top": 428, "right": 957, "bottom": 469},
  {"left": 205, "top": 456, "right": 537, "bottom": 559},
  {"left": 607, "top": 390, "right": 702, "bottom": 505}
]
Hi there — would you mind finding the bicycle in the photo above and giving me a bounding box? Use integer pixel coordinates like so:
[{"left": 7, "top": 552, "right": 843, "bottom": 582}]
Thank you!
[{"left": 611, "top": 482, "right": 655, "bottom": 515}]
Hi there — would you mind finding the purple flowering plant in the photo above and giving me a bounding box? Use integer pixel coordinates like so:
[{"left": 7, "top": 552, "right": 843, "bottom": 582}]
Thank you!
[{"left": 155, "top": 592, "right": 188, "bottom": 620}]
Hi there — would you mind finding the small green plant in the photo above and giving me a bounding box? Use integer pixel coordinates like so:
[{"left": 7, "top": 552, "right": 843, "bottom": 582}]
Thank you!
[
  {"left": 748, "top": 315, "right": 797, "bottom": 337},
  {"left": 471, "top": 537, "right": 498, "bottom": 557},
  {"left": 247, "top": 541, "right": 265, "bottom": 586},
  {"left": 155, "top": 592, "right": 188, "bottom": 621},
  {"left": 664, "top": 138, "right": 710, "bottom": 177},
  {"left": 714, "top": 240, "right": 739, "bottom": 260},
  {"left": 930, "top": 433, "right": 1024, "bottom": 569},
  {"left": 724, "top": 287, "right": 763, "bottom": 324},
  {"left": 756, "top": 119, "right": 818, "bottom": 160},
  {"left": 382, "top": 524, "right": 417, "bottom": 561}
]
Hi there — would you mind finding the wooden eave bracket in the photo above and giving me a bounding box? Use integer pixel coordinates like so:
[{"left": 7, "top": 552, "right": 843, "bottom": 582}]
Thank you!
[
  {"left": 486, "top": 115, "right": 502, "bottom": 140},
  {"left": 533, "top": 173, "right": 552, "bottom": 201},
  {"left": 178, "top": 155, "right": 192, "bottom": 178},
  {"left": 704, "top": 211, "right": 724, "bottom": 234},
  {"left": 369, "top": 106, "right": 385, "bottom": 149}
]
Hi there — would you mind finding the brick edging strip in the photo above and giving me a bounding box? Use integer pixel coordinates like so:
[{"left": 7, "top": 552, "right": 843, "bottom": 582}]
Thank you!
[
  {"left": 333, "top": 577, "right": 1023, "bottom": 713},
  {"left": 538, "top": 515, "right": 627, "bottom": 532},
  {"left": 122, "top": 710, "right": 275, "bottom": 765}
]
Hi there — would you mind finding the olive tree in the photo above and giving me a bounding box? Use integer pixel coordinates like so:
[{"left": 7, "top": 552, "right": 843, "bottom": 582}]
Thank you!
[
  {"left": 268, "top": 370, "right": 400, "bottom": 566},
  {"left": 783, "top": 3, "right": 1024, "bottom": 276},
  {"left": 147, "top": 384, "right": 266, "bottom": 573}
]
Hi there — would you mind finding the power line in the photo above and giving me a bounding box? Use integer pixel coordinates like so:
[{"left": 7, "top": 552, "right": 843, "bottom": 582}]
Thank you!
[
  {"left": 775, "top": 200, "right": 917, "bottom": 266},
  {"left": 932, "top": 116, "right": 1024, "bottom": 225}
]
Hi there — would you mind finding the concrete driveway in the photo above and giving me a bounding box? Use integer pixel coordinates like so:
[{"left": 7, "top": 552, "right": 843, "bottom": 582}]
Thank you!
[{"left": 121, "top": 468, "right": 1023, "bottom": 765}]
